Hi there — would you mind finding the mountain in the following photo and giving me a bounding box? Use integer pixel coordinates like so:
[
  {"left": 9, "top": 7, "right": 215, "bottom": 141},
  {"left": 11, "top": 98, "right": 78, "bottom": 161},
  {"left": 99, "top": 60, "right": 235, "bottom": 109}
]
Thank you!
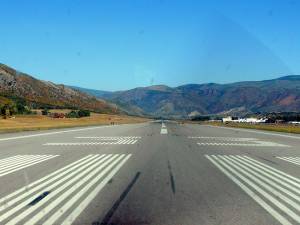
[
  {"left": 75, "top": 76, "right": 300, "bottom": 118},
  {"left": 68, "top": 86, "right": 112, "bottom": 98},
  {"left": 5, "top": 61, "right": 298, "bottom": 118},
  {"left": 0, "top": 63, "right": 118, "bottom": 113}
]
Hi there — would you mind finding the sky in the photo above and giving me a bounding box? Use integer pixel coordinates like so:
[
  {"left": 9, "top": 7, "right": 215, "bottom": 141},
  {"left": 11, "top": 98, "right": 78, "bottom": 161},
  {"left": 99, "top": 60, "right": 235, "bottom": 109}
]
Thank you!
[{"left": 0, "top": 0, "right": 300, "bottom": 91}]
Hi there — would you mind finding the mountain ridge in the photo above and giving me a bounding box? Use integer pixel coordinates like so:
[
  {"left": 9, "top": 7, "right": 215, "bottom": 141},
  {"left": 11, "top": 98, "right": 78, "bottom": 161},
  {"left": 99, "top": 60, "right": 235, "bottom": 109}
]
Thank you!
[
  {"left": 74, "top": 75, "right": 300, "bottom": 118},
  {"left": 2, "top": 62, "right": 300, "bottom": 118}
]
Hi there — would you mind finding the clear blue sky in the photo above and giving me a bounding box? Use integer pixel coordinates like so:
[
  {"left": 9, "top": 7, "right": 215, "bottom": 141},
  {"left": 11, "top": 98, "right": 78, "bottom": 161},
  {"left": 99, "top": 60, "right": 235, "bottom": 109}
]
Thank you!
[{"left": 0, "top": 0, "right": 299, "bottom": 91}]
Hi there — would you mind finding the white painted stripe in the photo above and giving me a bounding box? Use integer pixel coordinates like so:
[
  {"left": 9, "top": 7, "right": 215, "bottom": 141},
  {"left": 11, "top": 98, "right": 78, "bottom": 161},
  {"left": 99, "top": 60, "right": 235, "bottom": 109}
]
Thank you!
[
  {"left": 218, "top": 156, "right": 300, "bottom": 223},
  {"left": 197, "top": 142, "right": 288, "bottom": 147},
  {"left": 131, "top": 140, "right": 138, "bottom": 144},
  {"left": 113, "top": 140, "right": 123, "bottom": 145},
  {"left": 0, "top": 155, "right": 38, "bottom": 169},
  {"left": 204, "top": 125, "right": 300, "bottom": 140},
  {"left": 232, "top": 156, "right": 300, "bottom": 196},
  {"left": 60, "top": 155, "right": 131, "bottom": 225},
  {"left": 76, "top": 136, "right": 141, "bottom": 139},
  {"left": 189, "top": 136, "right": 257, "bottom": 141},
  {"left": 281, "top": 157, "right": 300, "bottom": 163},
  {"left": 0, "top": 155, "right": 48, "bottom": 171},
  {"left": 206, "top": 155, "right": 292, "bottom": 225},
  {"left": 125, "top": 139, "right": 133, "bottom": 144},
  {"left": 0, "top": 124, "right": 130, "bottom": 142},
  {"left": 240, "top": 156, "right": 300, "bottom": 186},
  {"left": 121, "top": 139, "right": 129, "bottom": 145},
  {"left": 2, "top": 155, "right": 113, "bottom": 224},
  {"left": 0, "top": 155, "right": 30, "bottom": 164},
  {"left": 0, "top": 155, "right": 58, "bottom": 177},
  {"left": 212, "top": 155, "right": 297, "bottom": 224},
  {"left": 118, "top": 139, "right": 127, "bottom": 144},
  {"left": 222, "top": 156, "right": 300, "bottom": 213},
  {"left": 23, "top": 155, "right": 123, "bottom": 225},
  {"left": 0, "top": 155, "right": 98, "bottom": 213},
  {"left": 160, "top": 128, "right": 168, "bottom": 134},
  {"left": 277, "top": 157, "right": 300, "bottom": 166},
  {"left": 129, "top": 139, "right": 136, "bottom": 144},
  {"left": 44, "top": 139, "right": 139, "bottom": 146}
]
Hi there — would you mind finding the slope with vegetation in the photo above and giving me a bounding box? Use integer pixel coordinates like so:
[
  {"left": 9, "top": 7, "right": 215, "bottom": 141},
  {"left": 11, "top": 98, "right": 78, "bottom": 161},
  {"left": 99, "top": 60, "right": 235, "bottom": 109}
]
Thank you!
[
  {"left": 0, "top": 63, "right": 118, "bottom": 117},
  {"left": 77, "top": 76, "right": 300, "bottom": 118}
]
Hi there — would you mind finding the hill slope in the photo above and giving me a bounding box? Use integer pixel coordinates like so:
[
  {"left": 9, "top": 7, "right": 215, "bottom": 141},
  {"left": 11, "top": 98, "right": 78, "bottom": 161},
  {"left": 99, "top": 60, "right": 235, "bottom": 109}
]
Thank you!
[
  {"left": 78, "top": 77, "right": 300, "bottom": 118},
  {"left": 0, "top": 63, "right": 117, "bottom": 113}
]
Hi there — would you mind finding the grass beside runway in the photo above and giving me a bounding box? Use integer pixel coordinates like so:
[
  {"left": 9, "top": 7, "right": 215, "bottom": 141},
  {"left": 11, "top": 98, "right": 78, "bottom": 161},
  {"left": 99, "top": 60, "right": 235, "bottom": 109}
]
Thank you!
[
  {"left": 0, "top": 113, "right": 150, "bottom": 133},
  {"left": 202, "top": 121, "right": 300, "bottom": 134}
]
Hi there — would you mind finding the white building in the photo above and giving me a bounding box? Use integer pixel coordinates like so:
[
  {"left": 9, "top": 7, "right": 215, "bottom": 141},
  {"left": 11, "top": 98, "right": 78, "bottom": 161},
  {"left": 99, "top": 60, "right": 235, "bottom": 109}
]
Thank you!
[
  {"left": 222, "top": 116, "right": 233, "bottom": 123},
  {"left": 222, "top": 117, "right": 267, "bottom": 123}
]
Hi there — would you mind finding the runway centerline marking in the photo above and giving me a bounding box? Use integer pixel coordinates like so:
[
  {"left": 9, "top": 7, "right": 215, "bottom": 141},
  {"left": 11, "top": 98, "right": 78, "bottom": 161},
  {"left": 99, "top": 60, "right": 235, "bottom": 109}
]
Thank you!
[
  {"left": 161, "top": 122, "right": 168, "bottom": 134},
  {"left": 206, "top": 154, "right": 300, "bottom": 225}
]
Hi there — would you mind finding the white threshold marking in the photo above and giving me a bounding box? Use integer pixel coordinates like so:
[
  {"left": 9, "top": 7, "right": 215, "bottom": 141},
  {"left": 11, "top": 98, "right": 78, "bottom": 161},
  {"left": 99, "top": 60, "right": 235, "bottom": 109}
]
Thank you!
[
  {"left": 76, "top": 136, "right": 141, "bottom": 139},
  {"left": 197, "top": 141, "right": 288, "bottom": 147},
  {"left": 0, "top": 155, "right": 58, "bottom": 177},
  {"left": 203, "top": 125, "right": 300, "bottom": 140},
  {"left": 277, "top": 157, "right": 300, "bottom": 166},
  {"left": 206, "top": 155, "right": 300, "bottom": 225},
  {"left": 189, "top": 137, "right": 257, "bottom": 141},
  {"left": 0, "top": 154, "right": 131, "bottom": 224},
  {"left": 45, "top": 136, "right": 140, "bottom": 146},
  {"left": 44, "top": 141, "right": 137, "bottom": 146},
  {"left": 192, "top": 136, "right": 289, "bottom": 147}
]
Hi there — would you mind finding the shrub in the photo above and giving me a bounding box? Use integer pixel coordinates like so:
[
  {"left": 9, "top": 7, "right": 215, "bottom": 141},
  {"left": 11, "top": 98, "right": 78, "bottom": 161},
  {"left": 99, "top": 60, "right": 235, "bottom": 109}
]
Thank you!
[
  {"left": 41, "top": 108, "right": 49, "bottom": 115},
  {"left": 78, "top": 109, "right": 90, "bottom": 117},
  {"left": 66, "top": 110, "right": 91, "bottom": 118},
  {"left": 66, "top": 110, "right": 79, "bottom": 118}
]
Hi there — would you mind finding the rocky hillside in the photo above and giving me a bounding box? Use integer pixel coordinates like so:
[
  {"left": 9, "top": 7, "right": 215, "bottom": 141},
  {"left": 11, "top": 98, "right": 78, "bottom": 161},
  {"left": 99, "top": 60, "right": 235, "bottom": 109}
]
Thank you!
[
  {"left": 0, "top": 63, "right": 118, "bottom": 113},
  {"left": 79, "top": 76, "right": 300, "bottom": 118}
]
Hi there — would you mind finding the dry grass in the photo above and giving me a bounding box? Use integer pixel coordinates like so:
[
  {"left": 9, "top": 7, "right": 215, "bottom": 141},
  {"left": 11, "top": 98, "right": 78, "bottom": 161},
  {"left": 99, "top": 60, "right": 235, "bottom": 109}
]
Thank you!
[
  {"left": 203, "top": 121, "right": 300, "bottom": 134},
  {"left": 0, "top": 113, "right": 150, "bottom": 133}
]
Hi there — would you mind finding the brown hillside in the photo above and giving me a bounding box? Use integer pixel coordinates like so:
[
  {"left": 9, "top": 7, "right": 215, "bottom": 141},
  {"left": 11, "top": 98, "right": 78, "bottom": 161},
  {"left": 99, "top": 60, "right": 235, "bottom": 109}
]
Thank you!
[{"left": 0, "top": 63, "right": 118, "bottom": 113}]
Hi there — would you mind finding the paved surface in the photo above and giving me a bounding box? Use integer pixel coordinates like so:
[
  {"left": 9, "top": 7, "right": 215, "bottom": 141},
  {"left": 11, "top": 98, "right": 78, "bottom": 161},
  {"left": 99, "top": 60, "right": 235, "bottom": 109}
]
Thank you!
[{"left": 0, "top": 121, "right": 300, "bottom": 225}]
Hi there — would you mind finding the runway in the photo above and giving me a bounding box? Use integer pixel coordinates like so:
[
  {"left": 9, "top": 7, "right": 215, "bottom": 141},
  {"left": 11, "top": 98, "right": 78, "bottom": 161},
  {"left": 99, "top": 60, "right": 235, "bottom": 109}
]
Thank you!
[{"left": 0, "top": 121, "right": 299, "bottom": 225}]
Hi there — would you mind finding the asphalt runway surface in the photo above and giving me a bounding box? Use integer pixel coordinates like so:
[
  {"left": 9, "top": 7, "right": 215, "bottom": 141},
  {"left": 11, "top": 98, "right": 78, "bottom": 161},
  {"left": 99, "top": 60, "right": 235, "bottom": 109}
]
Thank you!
[{"left": 0, "top": 121, "right": 299, "bottom": 225}]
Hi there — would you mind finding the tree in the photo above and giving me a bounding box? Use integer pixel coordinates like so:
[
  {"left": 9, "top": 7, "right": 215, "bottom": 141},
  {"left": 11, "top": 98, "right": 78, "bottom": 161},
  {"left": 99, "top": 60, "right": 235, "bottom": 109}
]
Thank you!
[
  {"left": 78, "top": 109, "right": 90, "bottom": 117},
  {"left": 42, "top": 108, "right": 49, "bottom": 115}
]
